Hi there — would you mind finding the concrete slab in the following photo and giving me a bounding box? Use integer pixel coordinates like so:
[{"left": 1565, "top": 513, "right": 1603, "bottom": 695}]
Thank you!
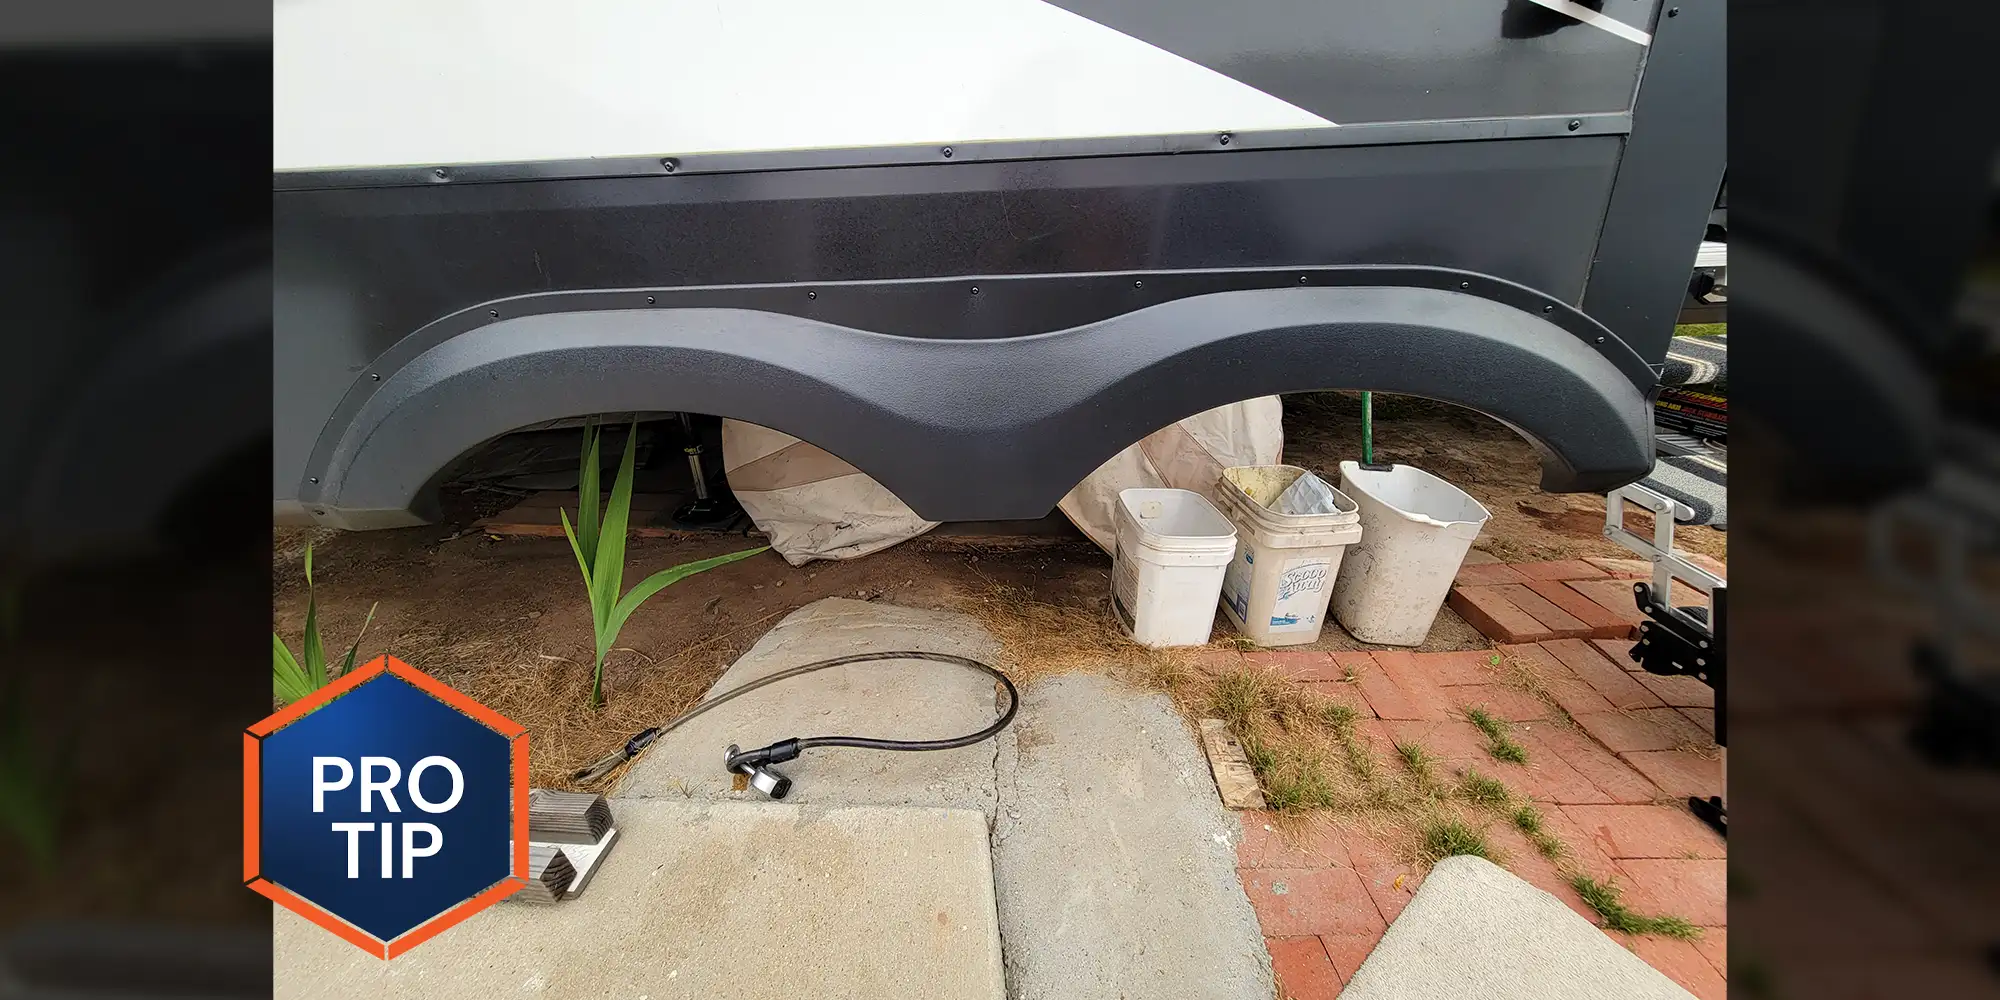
[
  {"left": 618, "top": 598, "right": 1006, "bottom": 816},
  {"left": 274, "top": 799, "right": 1004, "bottom": 1000},
  {"left": 1338, "top": 855, "right": 1694, "bottom": 1000},
  {"left": 992, "top": 673, "right": 1272, "bottom": 1000},
  {"left": 610, "top": 598, "right": 1272, "bottom": 1000}
]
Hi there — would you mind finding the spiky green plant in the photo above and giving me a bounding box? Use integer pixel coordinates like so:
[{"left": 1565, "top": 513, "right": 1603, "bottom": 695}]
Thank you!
[
  {"left": 272, "top": 543, "right": 378, "bottom": 705},
  {"left": 562, "top": 419, "right": 768, "bottom": 708}
]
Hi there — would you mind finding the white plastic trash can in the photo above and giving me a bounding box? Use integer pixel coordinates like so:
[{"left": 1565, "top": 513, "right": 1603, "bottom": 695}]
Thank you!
[
  {"left": 1330, "top": 461, "right": 1492, "bottom": 646},
  {"left": 1214, "top": 465, "right": 1364, "bottom": 646},
  {"left": 1112, "top": 488, "right": 1239, "bottom": 647}
]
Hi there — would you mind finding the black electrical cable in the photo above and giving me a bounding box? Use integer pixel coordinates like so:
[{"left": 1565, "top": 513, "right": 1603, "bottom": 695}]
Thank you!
[{"left": 572, "top": 650, "right": 1018, "bottom": 786}]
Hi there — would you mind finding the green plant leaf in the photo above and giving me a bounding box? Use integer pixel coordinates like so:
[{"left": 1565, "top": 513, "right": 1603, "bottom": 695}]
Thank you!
[
  {"left": 303, "top": 541, "right": 314, "bottom": 588},
  {"left": 590, "top": 420, "right": 641, "bottom": 638},
  {"left": 559, "top": 508, "right": 594, "bottom": 587},
  {"left": 604, "top": 546, "right": 769, "bottom": 644},
  {"left": 301, "top": 588, "right": 327, "bottom": 690},
  {"left": 337, "top": 602, "right": 379, "bottom": 679},
  {"left": 577, "top": 420, "right": 602, "bottom": 569},
  {"left": 273, "top": 633, "right": 314, "bottom": 705}
]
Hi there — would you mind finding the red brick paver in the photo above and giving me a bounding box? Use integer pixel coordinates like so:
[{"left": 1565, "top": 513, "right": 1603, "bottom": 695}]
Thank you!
[
  {"left": 1447, "top": 585, "right": 1550, "bottom": 643},
  {"left": 1622, "top": 749, "right": 1724, "bottom": 799},
  {"left": 1633, "top": 670, "right": 1716, "bottom": 708},
  {"left": 1560, "top": 804, "right": 1727, "bottom": 859},
  {"left": 1526, "top": 578, "right": 1637, "bottom": 638},
  {"left": 1383, "top": 719, "right": 1489, "bottom": 765},
  {"left": 1267, "top": 936, "right": 1342, "bottom": 1000},
  {"left": 1450, "top": 684, "right": 1551, "bottom": 722},
  {"left": 1342, "top": 831, "right": 1422, "bottom": 925},
  {"left": 1614, "top": 858, "right": 1728, "bottom": 926},
  {"left": 1559, "top": 578, "right": 1650, "bottom": 628},
  {"left": 1491, "top": 584, "right": 1594, "bottom": 638},
  {"left": 1527, "top": 720, "right": 1663, "bottom": 804},
  {"left": 1416, "top": 649, "right": 1503, "bottom": 686},
  {"left": 1243, "top": 650, "right": 1343, "bottom": 681},
  {"left": 1625, "top": 935, "right": 1727, "bottom": 1000},
  {"left": 1542, "top": 638, "right": 1664, "bottom": 711},
  {"left": 1241, "top": 867, "right": 1386, "bottom": 937},
  {"left": 1318, "top": 933, "right": 1378, "bottom": 984},
  {"left": 1572, "top": 711, "right": 1688, "bottom": 753},
  {"left": 1500, "top": 642, "right": 1618, "bottom": 717},
  {"left": 1370, "top": 651, "right": 1454, "bottom": 720},
  {"left": 1510, "top": 559, "right": 1610, "bottom": 581},
  {"left": 1454, "top": 562, "right": 1528, "bottom": 587},
  {"left": 1237, "top": 814, "right": 1351, "bottom": 868},
  {"left": 1234, "top": 555, "right": 1725, "bottom": 997}
]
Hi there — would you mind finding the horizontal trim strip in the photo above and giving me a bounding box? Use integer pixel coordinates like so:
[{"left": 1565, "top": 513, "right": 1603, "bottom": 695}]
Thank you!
[
  {"left": 1524, "top": 0, "right": 1653, "bottom": 45},
  {"left": 272, "top": 112, "right": 1631, "bottom": 191}
]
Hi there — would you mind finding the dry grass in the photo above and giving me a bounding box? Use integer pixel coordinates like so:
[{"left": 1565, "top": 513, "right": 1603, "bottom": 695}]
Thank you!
[
  {"left": 959, "top": 584, "right": 1187, "bottom": 689},
  {"left": 436, "top": 609, "right": 790, "bottom": 792}
]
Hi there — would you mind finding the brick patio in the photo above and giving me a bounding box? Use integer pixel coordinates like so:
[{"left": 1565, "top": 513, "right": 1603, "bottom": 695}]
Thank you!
[{"left": 1200, "top": 627, "right": 1727, "bottom": 999}]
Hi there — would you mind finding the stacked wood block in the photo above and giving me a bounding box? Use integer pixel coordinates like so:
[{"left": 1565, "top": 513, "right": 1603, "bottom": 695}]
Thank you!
[
  {"left": 1446, "top": 557, "right": 1720, "bottom": 644},
  {"left": 518, "top": 844, "right": 578, "bottom": 903},
  {"left": 510, "top": 790, "right": 621, "bottom": 903}
]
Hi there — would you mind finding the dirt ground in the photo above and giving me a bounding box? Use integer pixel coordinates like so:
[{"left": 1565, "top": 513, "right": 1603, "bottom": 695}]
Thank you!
[{"left": 274, "top": 393, "right": 1723, "bottom": 788}]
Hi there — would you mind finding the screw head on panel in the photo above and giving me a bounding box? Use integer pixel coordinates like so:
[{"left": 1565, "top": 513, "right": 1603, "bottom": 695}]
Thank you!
[
  {"left": 370, "top": 373, "right": 381, "bottom": 380},
  {"left": 661, "top": 158, "right": 678, "bottom": 172},
  {"left": 808, "top": 290, "right": 818, "bottom": 300},
  {"left": 941, "top": 146, "right": 954, "bottom": 158},
  {"left": 1568, "top": 119, "right": 1581, "bottom": 131},
  {"left": 1218, "top": 132, "right": 1232, "bottom": 146}
]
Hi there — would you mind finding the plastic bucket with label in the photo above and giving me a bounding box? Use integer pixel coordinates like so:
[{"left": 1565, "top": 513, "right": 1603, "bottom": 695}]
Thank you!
[
  {"left": 1111, "top": 488, "right": 1239, "bottom": 647},
  {"left": 1330, "top": 461, "right": 1492, "bottom": 646},
  {"left": 1213, "top": 465, "right": 1364, "bottom": 646}
]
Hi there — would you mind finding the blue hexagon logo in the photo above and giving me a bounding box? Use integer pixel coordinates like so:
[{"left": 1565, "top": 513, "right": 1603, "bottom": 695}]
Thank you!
[{"left": 246, "top": 656, "right": 527, "bottom": 958}]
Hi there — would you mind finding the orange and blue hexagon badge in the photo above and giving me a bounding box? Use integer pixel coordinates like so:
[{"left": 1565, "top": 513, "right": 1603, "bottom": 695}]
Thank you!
[{"left": 246, "top": 655, "right": 528, "bottom": 959}]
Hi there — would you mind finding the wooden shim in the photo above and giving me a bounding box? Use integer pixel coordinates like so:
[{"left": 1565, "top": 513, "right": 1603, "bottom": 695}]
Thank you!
[
  {"left": 528, "top": 788, "right": 614, "bottom": 844},
  {"left": 559, "top": 827, "right": 621, "bottom": 899},
  {"left": 514, "top": 844, "right": 576, "bottom": 903},
  {"left": 1198, "top": 718, "right": 1267, "bottom": 810}
]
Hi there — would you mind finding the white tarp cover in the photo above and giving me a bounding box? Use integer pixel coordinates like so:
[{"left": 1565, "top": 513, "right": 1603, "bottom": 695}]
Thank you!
[
  {"left": 721, "top": 420, "right": 939, "bottom": 567},
  {"left": 1056, "top": 397, "right": 1284, "bottom": 553},
  {"left": 722, "top": 398, "right": 1282, "bottom": 564}
]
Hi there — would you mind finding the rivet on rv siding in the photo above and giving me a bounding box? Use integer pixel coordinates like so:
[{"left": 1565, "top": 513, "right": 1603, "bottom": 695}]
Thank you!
[
  {"left": 808, "top": 290, "right": 818, "bottom": 300},
  {"left": 1299, "top": 276, "right": 1308, "bottom": 284},
  {"left": 970, "top": 285, "right": 980, "bottom": 295},
  {"left": 646, "top": 295, "right": 656, "bottom": 304},
  {"left": 1568, "top": 119, "right": 1581, "bottom": 131},
  {"left": 432, "top": 167, "right": 448, "bottom": 179},
  {"left": 1133, "top": 280, "right": 1143, "bottom": 289},
  {"left": 308, "top": 477, "right": 318, "bottom": 484},
  {"left": 1596, "top": 336, "right": 1607, "bottom": 343},
  {"left": 489, "top": 309, "right": 500, "bottom": 318},
  {"left": 1217, "top": 133, "right": 1232, "bottom": 146},
  {"left": 1543, "top": 304, "right": 1555, "bottom": 313},
  {"left": 1459, "top": 281, "right": 1471, "bottom": 289},
  {"left": 661, "top": 158, "right": 678, "bottom": 172},
  {"left": 1668, "top": 6, "right": 1679, "bottom": 15},
  {"left": 941, "top": 146, "right": 954, "bottom": 158},
  {"left": 370, "top": 373, "right": 381, "bottom": 380}
]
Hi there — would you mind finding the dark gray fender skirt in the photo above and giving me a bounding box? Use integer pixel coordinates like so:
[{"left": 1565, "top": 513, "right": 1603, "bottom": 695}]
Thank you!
[{"left": 300, "top": 284, "right": 1655, "bottom": 526}]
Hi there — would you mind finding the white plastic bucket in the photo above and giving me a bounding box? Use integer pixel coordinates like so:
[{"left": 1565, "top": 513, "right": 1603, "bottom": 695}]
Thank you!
[
  {"left": 1111, "top": 488, "right": 1238, "bottom": 648},
  {"left": 1329, "top": 461, "right": 1492, "bottom": 646},
  {"left": 1214, "top": 466, "right": 1364, "bottom": 646}
]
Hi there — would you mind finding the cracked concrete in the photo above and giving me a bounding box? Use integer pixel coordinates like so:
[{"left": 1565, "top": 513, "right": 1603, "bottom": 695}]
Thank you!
[{"left": 617, "top": 598, "right": 1271, "bottom": 1000}]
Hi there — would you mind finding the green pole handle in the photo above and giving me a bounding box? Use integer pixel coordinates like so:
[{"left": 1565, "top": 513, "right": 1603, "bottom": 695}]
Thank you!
[{"left": 1361, "top": 391, "right": 1374, "bottom": 465}]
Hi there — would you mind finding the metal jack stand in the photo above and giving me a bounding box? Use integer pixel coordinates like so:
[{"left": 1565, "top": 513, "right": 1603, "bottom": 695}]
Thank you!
[
  {"left": 1605, "top": 483, "right": 1727, "bottom": 835},
  {"left": 670, "top": 412, "right": 742, "bottom": 529}
]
